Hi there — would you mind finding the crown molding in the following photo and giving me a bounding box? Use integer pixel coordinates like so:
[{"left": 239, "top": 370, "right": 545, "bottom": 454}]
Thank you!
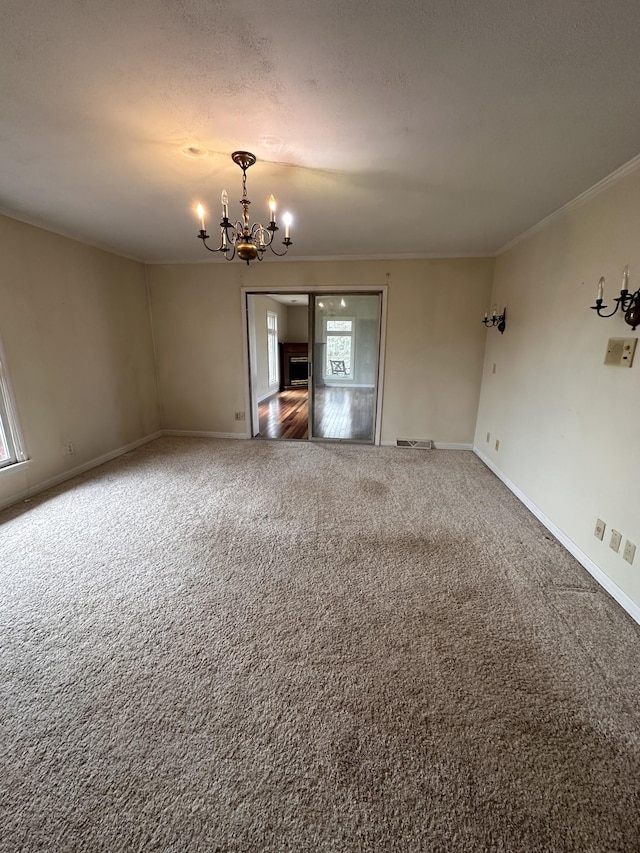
[
  {"left": 497, "top": 151, "right": 640, "bottom": 256},
  {"left": 145, "top": 251, "right": 495, "bottom": 266}
]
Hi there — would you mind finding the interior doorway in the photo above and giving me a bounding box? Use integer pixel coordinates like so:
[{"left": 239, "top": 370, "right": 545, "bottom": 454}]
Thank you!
[
  {"left": 247, "top": 293, "right": 310, "bottom": 440},
  {"left": 245, "top": 289, "right": 384, "bottom": 443}
]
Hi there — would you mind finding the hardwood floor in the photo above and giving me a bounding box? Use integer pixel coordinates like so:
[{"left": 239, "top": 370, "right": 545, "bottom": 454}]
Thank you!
[
  {"left": 313, "top": 387, "right": 375, "bottom": 441},
  {"left": 258, "top": 389, "right": 309, "bottom": 440},
  {"left": 257, "top": 386, "right": 376, "bottom": 441}
]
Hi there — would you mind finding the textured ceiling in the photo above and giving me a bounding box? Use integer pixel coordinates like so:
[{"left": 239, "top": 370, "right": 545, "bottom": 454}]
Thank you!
[{"left": 2, "top": 0, "right": 640, "bottom": 263}]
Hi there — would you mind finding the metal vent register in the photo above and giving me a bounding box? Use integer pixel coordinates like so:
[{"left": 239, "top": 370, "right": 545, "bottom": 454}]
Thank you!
[{"left": 396, "top": 439, "right": 434, "bottom": 449}]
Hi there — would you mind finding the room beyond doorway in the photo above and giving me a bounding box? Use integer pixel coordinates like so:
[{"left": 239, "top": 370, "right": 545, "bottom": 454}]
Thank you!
[{"left": 245, "top": 289, "right": 385, "bottom": 444}]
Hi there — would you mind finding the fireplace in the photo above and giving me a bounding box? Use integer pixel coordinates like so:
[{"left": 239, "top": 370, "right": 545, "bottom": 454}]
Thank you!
[{"left": 280, "top": 342, "right": 309, "bottom": 389}]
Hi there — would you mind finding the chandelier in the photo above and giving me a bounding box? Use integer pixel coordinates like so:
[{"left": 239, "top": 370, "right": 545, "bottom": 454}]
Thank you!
[{"left": 195, "top": 151, "right": 293, "bottom": 264}]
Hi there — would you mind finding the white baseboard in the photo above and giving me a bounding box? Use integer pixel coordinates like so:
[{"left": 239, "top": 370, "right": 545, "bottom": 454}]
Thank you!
[
  {"left": 323, "top": 383, "right": 375, "bottom": 388},
  {"left": 0, "top": 431, "right": 163, "bottom": 511},
  {"left": 163, "top": 430, "right": 251, "bottom": 440},
  {"left": 473, "top": 447, "right": 640, "bottom": 625},
  {"left": 257, "top": 388, "right": 279, "bottom": 403}
]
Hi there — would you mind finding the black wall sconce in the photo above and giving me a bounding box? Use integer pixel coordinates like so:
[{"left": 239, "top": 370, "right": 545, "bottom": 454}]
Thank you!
[
  {"left": 590, "top": 265, "right": 640, "bottom": 331},
  {"left": 483, "top": 307, "right": 506, "bottom": 334}
]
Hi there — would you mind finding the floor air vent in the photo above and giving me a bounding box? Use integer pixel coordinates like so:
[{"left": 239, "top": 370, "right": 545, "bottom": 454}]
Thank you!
[{"left": 396, "top": 439, "right": 434, "bottom": 449}]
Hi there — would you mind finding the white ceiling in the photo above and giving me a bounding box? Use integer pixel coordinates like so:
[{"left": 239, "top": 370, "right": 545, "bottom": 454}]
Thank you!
[
  {"left": 2, "top": 1, "right": 640, "bottom": 264},
  {"left": 269, "top": 294, "right": 309, "bottom": 306}
]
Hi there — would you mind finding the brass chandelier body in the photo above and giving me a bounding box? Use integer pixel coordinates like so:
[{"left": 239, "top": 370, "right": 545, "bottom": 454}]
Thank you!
[{"left": 196, "top": 151, "right": 292, "bottom": 264}]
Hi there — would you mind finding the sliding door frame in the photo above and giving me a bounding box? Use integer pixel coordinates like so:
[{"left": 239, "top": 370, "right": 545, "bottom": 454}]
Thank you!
[
  {"left": 240, "top": 284, "right": 388, "bottom": 444},
  {"left": 308, "top": 291, "right": 383, "bottom": 444}
]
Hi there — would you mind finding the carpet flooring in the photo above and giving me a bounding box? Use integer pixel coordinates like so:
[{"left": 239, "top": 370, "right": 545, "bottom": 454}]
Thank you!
[{"left": 1, "top": 437, "right": 639, "bottom": 852}]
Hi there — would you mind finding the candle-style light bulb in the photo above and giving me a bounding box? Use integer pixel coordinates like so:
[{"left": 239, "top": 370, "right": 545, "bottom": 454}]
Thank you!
[
  {"left": 269, "top": 194, "right": 277, "bottom": 222},
  {"left": 196, "top": 203, "right": 206, "bottom": 232},
  {"left": 283, "top": 211, "right": 293, "bottom": 240},
  {"left": 221, "top": 190, "right": 229, "bottom": 220},
  {"left": 492, "top": 305, "right": 497, "bottom": 318},
  {"left": 597, "top": 277, "right": 605, "bottom": 302},
  {"left": 622, "top": 265, "right": 630, "bottom": 293}
]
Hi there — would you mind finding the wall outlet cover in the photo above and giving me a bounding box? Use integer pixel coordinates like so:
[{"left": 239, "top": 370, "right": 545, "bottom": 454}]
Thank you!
[
  {"left": 594, "top": 518, "right": 606, "bottom": 540},
  {"left": 623, "top": 541, "right": 636, "bottom": 565},
  {"left": 610, "top": 529, "right": 622, "bottom": 552}
]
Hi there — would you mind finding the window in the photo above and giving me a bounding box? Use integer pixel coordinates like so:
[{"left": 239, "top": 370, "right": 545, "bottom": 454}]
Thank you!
[
  {"left": 0, "top": 345, "right": 26, "bottom": 470},
  {"left": 325, "top": 318, "right": 354, "bottom": 378},
  {"left": 267, "top": 311, "right": 279, "bottom": 386}
]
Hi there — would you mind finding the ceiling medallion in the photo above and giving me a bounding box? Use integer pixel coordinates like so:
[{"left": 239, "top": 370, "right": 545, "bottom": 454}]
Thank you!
[{"left": 195, "top": 150, "right": 293, "bottom": 264}]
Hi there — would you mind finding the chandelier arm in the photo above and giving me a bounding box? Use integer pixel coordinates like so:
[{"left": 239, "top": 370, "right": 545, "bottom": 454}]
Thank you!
[
  {"left": 269, "top": 238, "right": 293, "bottom": 257},
  {"left": 251, "top": 224, "right": 274, "bottom": 248},
  {"left": 228, "top": 221, "right": 244, "bottom": 240},
  {"left": 198, "top": 233, "right": 224, "bottom": 253}
]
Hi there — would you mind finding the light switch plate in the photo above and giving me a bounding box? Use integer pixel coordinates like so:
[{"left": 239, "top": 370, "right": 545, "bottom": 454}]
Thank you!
[{"left": 604, "top": 338, "right": 637, "bottom": 367}]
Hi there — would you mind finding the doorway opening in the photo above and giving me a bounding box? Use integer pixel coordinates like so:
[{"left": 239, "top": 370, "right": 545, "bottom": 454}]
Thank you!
[{"left": 245, "top": 289, "right": 385, "bottom": 443}]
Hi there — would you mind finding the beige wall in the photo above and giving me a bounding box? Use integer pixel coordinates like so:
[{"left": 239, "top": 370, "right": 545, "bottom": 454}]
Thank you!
[
  {"left": 248, "top": 294, "right": 288, "bottom": 400},
  {"left": 0, "top": 215, "right": 160, "bottom": 508},
  {"left": 475, "top": 167, "right": 640, "bottom": 606},
  {"left": 286, "top": 305, "right": 309, "bottom": 342},
  {"left": 147, "top": 257, "right": 494, "bottom": 444}
]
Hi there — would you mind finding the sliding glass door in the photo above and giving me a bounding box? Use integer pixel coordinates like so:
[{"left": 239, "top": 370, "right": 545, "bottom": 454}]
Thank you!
[{"left": 310, "top": 294, "right": 381, "bottom": 442}]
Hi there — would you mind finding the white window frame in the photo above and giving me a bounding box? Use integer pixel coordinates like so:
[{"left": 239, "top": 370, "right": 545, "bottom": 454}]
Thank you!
[
  {"left": 324, "top": 316, "right": 355, "bottom": 381},
  {"left": 267, "top": 310, "right": 279, "bottom": 387},
  {"left": 0, "top": 340, "right": 26, "bottom": 470}
]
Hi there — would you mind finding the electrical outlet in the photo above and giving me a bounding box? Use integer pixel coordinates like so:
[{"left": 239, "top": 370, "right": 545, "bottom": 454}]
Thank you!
[
  {"left": 594, "top": 518, "right": 606, "bottom": 540},
  {"left": 494, "top": 439, "right": 500, "bottom": 451},
  {"left": 610, "top": 529, "right": 622, "bottom": 553},
  {"left": 62, "top": 442, "right": 74, "bottom": 455},
  {"left": 486, "top": 432, "right": 490, "bottom": 443},
  {"left": 623, "top": 540, "right": 636, "bottom": 565},
  {"left": 234, "top": 411, "right": 245, "bottom": 421}
]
